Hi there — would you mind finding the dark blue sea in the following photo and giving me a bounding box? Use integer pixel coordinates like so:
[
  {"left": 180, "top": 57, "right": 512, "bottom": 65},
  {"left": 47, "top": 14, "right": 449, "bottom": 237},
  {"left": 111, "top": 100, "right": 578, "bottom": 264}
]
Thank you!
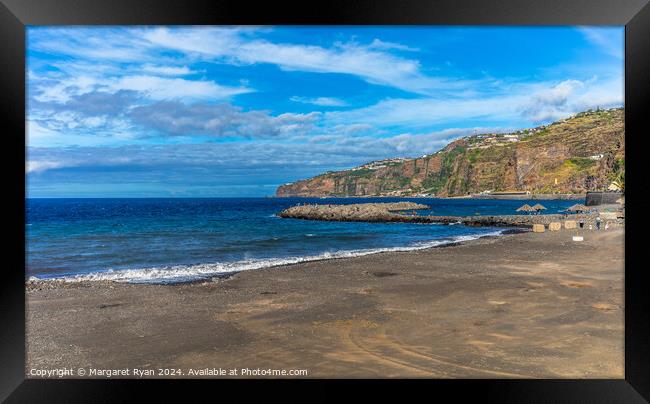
[{"left": 26, "top": 197, "right": 578, "bottom": 283}]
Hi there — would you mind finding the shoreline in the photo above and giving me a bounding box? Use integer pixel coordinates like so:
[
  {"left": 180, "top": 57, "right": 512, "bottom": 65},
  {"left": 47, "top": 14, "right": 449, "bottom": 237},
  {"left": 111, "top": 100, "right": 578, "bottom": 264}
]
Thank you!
[
  {"left": 27, "top": 227, "right": 525, "bottom": 287},
  {"left": 27, "top": 226, "right": 623, "bottom": 378}
]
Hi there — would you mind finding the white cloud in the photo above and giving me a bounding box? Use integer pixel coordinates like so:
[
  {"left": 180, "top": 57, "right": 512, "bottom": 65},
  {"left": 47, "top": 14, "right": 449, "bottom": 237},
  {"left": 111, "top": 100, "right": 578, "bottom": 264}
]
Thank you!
[
  {"left": 330, "top": 123, "right": 375, "bottom": 135},
  {"left": 26, "top": 120, "right": 57, "bottom": 145},
  {"left": 141, "top": 27, "right": 467, "bottom": 95},
  {"left": 369, "top": 39, "right": 419, "bottom": 52},
  {"left": 29, "top": 28, "right": 154, "bottom": 62},
  {"left": 25, "top": 124, "right": 512, "bottom": 179},
  {"left": 578, "top": 27, "right": 623, "bottom": 59},
  {"left": 328, "top": 76, "right": 623, "bottom": 128},
  {"left": 32, "top": 73, "right": 251, "bottom": 107},
  {"left": 37, "top": 26, "right": 454, "bottom": 94},
  {"left": 327, "top": 96, "right": 524, "bottom": 129},
  {"left": 533, "top": 79, "right": 584, "bottom": 105},
  {"left": 26, "top": 160, "right": 65, "bottom": 173},
  {"left": 521, "top": 77, "right": 622, "bottom": 122},
  {"left": 27, "top": 26, "right": 478, "bottom": 110},
  {"left": 129, "top": 101, "right": 321, "bottom": 138},
  {"left": 140, "top": 64, "right": 196, "bottom": 76},
  {"left": 290, "top": 96, "right": 348, "bottom": 107},
  {"left": 33, "top": 76, "right": 99, "bottom": 103},
  {"left": 237, "top": 40, "right": 460, "bottom": 94},
  {"left": 27, "top": 116, "right": 140, "bottom": 147},
  {"left": 142, "top": 27, "right": 242, "bottom": 57},
  {"left": 29, "top": 28, "right": 252, "bottom": 106},
  {"left": 27, "top": 26, "right": 624, "bottom": 155},
  {"left": 111, "top": 75, "right": 252, "bottom": 101}
]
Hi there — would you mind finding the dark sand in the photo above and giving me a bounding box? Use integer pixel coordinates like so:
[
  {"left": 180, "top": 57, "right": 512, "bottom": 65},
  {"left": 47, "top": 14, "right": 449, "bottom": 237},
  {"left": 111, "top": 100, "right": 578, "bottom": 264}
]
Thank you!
[{"left": 26, "top": 227, "right": 624, "bottom": 378}]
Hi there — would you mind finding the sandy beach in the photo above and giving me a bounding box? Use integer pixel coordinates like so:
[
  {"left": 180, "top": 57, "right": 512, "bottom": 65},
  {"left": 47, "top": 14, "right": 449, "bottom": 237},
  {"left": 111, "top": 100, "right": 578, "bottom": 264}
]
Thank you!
[{"left": 26, "top": 227, "right": 624, "bottom": 378}]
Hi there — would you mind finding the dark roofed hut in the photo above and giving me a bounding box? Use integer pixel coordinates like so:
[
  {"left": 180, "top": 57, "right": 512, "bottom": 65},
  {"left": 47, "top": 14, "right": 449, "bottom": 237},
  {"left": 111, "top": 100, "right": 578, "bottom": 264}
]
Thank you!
[
  {"left": 516, "top": 204, "right": 535, "bottom": 215},
  {"left": 566, "top": 204, "right": 589, "bottom": 213}
]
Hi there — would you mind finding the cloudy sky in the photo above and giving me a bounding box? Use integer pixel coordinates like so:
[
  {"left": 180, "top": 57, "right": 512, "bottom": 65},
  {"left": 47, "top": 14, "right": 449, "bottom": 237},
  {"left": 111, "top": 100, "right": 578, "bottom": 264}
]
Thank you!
[{"left": 27, "top": 26, "right": 623, "bottom": 197}]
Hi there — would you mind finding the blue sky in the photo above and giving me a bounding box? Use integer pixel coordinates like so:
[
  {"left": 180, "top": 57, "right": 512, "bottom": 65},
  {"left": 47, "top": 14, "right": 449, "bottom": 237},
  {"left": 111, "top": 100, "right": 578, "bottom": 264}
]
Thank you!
[{"left": 26, "top": 26, "right": 623, "bottom": 197}]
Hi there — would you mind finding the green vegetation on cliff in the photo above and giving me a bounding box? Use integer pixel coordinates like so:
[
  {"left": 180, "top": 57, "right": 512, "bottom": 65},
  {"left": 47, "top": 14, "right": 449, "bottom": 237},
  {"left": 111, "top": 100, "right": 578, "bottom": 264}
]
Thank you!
[{"left": 276, "top": 108, "right": 624, "bottom": 197}]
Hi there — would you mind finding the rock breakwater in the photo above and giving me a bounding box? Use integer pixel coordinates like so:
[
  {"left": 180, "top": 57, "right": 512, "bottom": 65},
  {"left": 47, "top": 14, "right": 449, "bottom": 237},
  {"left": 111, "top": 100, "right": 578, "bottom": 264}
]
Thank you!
[{"left": 278, "top": 202, "right": 608, "bottom": 228}]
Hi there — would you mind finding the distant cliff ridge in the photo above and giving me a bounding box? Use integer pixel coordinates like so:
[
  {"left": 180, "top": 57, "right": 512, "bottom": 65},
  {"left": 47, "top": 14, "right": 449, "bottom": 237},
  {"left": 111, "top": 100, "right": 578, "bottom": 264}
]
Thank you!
[{"left": 276, "top": 108, "right": 624, "bottom": 197}]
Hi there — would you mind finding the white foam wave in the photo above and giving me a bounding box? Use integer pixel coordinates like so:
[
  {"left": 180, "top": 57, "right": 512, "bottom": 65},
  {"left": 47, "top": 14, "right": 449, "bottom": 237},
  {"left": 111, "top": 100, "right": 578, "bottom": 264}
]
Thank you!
[{"left": 29, "top": 230, "right": 506, "bottom": 284}]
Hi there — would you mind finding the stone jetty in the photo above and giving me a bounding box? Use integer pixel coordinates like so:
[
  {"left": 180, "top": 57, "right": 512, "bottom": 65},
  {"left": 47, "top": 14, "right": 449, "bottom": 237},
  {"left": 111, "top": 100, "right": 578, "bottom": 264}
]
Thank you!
[
  {"left": 278, "top": 202, "right": 430, "bottom": 222},
  {"left": 278, "top": 202, "right": 606, "bottom": 228}
]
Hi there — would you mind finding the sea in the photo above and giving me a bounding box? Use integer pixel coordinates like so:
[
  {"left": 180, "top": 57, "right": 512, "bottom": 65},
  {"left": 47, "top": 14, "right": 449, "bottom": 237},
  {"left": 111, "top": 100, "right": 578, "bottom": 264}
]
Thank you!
[{"left": 26, "top": 197, "right": 578, "bottom": 284}]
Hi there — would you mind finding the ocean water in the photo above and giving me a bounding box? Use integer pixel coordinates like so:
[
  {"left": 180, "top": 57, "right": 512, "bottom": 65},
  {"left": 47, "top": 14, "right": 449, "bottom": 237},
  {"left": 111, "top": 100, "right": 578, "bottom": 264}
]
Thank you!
[{"left": 26, "top": 197, "right": 578, "bottom": 283}]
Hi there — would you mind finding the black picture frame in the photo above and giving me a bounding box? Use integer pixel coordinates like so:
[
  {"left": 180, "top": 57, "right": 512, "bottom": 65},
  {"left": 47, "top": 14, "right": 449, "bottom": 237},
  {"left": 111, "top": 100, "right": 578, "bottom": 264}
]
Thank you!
[{"left": 2, "top": 0, "right": 649, "bottom": 401}]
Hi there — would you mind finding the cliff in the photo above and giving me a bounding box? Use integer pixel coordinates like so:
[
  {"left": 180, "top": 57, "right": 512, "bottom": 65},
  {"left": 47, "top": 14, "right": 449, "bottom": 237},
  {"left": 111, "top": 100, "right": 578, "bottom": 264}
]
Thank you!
[{"left": 276, "top": 108, "right": 624, "bottom": 197}]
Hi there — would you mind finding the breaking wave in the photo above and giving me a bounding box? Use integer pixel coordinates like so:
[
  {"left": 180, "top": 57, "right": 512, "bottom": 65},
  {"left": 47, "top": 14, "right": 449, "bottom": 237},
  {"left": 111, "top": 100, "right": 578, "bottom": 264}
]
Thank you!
[{"left": 29, "top": 230, "right": 506, "bottom": 284}]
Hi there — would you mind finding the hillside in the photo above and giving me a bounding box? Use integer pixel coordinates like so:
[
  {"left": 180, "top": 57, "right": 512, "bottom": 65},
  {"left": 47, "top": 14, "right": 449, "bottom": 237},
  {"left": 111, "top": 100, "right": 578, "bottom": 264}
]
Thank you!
[{"left": 276, "top": 108, "right": 625, "bottom": 197}]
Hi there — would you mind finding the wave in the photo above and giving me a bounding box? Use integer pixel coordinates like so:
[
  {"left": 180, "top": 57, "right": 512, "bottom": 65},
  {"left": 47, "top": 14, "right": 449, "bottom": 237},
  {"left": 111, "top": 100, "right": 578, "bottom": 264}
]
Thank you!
[{"left": 29, "top": 229, "right": 506, "bottom": 284}]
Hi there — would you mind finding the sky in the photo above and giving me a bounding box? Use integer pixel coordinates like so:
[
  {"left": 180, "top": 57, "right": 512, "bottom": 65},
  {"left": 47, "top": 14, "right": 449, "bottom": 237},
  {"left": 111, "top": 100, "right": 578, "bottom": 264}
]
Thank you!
[{"left": 26, "top": 26, "right": 624, "bottom": 197}]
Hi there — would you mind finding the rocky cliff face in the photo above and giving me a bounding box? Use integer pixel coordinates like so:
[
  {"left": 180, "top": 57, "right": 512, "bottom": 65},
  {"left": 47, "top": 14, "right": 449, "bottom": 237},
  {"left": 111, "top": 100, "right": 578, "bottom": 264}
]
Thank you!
[{"left": 276, "top": 108, "right": 624, "bottom": 197}]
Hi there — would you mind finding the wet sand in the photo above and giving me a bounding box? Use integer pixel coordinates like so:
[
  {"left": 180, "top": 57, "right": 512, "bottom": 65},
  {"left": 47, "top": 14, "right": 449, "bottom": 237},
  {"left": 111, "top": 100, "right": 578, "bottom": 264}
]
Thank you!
[{"left": 26, "top": 227, "right": 624, "bottom": 378}]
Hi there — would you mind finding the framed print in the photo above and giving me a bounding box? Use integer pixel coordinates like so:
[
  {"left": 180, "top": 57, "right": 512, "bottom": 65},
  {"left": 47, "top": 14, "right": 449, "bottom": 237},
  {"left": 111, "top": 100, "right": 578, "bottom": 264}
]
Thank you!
[{"left": 2, "top": 0, "right": 649, "bottom": 401}]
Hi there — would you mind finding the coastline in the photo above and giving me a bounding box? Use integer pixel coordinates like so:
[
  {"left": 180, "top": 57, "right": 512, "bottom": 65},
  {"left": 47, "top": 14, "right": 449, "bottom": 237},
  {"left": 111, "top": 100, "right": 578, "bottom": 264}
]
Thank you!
[
  {"left": 27, "top": 227, "right": 520, "bottom": 286},
  {"left": 27, "top": 226, "right": 624, "bottom": 378}
]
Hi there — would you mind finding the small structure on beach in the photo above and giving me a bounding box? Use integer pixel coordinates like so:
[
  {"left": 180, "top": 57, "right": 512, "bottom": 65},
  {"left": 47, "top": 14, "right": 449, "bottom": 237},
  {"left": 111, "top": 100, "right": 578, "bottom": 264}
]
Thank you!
[
  {"left": 516, "top": 204, "right": 535, "bottom": 214},
  {"left": 566, "top": 204, "right": 589, "bottom": 213}
]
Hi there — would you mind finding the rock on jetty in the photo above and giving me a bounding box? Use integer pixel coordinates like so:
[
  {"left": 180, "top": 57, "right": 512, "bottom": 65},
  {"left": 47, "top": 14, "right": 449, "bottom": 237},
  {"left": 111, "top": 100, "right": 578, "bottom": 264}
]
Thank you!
[
  {"left": 424, "top": 214, "right": 598, "bottom": 228},
  {"left": 278, "top": 202, "right": 429, "bottom": 222},
  {"left": 279, "top": 202, "right": 604, "bottom": 228}
]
